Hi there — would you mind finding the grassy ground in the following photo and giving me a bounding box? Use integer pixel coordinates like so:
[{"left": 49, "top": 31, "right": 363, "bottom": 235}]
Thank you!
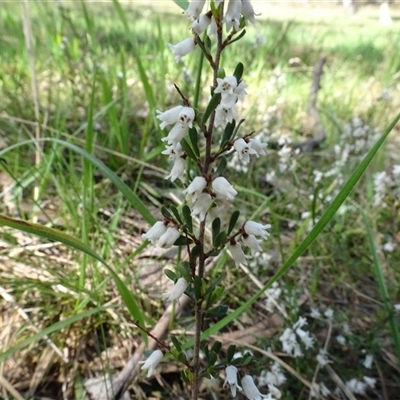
[{"left": 0, "top": 1, "right": 400, "bottom": 399}]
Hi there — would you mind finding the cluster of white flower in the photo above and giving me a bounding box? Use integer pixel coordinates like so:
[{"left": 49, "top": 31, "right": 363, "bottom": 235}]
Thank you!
[
  {"left": 372, "top": 164, "right": 400, "bottom": 207},
  {"left": 224, "top": 365, "right": 281, "bottom": 399},
  {"left": 343, "top": 376, "right": 376, "bottom": 395},
  {"left": 279, "top": 316, "right": 314, "bottom": 357},
  {"left": 229, "top": 221, "right": 272, "bottom": 267},
  {"left": 142, "top": 220, "right": 180, "bottom": 249},
  {"left": 169, "top": 0, "right": 259, "bottom": 63},
  {"left": 258, "top": 362, "right": 286, "bottom": 388}
]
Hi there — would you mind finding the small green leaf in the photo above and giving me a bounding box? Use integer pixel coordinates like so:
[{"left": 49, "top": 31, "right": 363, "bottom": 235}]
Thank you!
[
  {"left": 233, "top": 62, "right": 244, "bottom": 82},
  {"left": 174, "top": 235, "right": 193, "bottom": 246},
  {"left": 164, "top": 269, "right": 176, "bottom": 281},
  {"left": 180, "top": 138, "right": 197, "bottom": 161},
  {"left": 203, "top": 93, "right": 221, "bottom": 125},
  {"left": 177, "top": 261, "right": 192, "bottom": 282},
  {"left": 161, "top": 206, "right": 172, "bottom": 219},
  {"left": 220, "top": 121, "right": 236, "bottom": 149},
  {"left": 182, "top": 205, "right": 193, "bottom": 232},
  {"left": 188, "top": 127, "right": 200, "bottom": 157},
  {"left": 228, "top": 210, "right": 240, "bottom": 235},
  {"left": 227, "top": 29, "right": 246, "bottom": 46},
  {"left": 227, "top": 345, "right": 236, "bottom": 362},
  {"left": 206, "top": 273, "right": 226, "bottom": 295},
  {"left": 171, "top": 336, "right": 182, "bottom": 352},
  {"left": 215, "top": 156, "right": 227, "bottom": 176},
  {"left": 170, "top": 205, "right": 183, "bottom": 224},
  {"left": 214, "top": 231, "right": 227, "bottom": 248},
  {"left": 211, "top": 341, "right": 222, "bottom": 355},
  {"left": 212, "top": 217, "right": 221, "bottom": 246}
]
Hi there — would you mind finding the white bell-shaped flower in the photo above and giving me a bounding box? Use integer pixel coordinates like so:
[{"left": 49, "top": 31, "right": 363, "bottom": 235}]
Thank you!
[
  {"left": 162, "top": 143, "right": 184, "bottom": 159},
  {"left": 162, "top": 122, "right": 188, "bottom": 147},
  {"left": 139, "top": 349, "right": 163, "bottom": 378},
  {"left": 249, "top": 138, "right": 267, "bottom": 157},
  {"left": 215, "top": 76, "right": 238, "bottom": 97},
  {"left": 234, "top": 138, "right": 258, "bottom": 164},
  {"left": 168, "top": 37, "right": 196, "bottom": 62},
  {"left": 165, "top": 157, "right": 186, "bottom": 182},
  {"left": 225, "top": 0, "right": 242, "bottom": 32},
  {"left": 178, "top": 107, "right": 195, "bottom": 128},
  {"left": 241, "top": 374, "right": 269, "bottom": 399},
  {"left": 241, "top": 0, "right": 260, "bottom": 25},
  {"left": 223, "top": 365, "right": 242, "bottom": 397},
  {"left": 214, "top": 103, "right": 239, "bottom": 127},
  {"left": 229, "top": 242, "right": 248, "bottom": 267},
  {"left": 185, "top": 0, "right": 206, "bottom": 20},
  {"left": 212, "top": 177, "right": 237, "bottom": 201},
  {"left": 157, "top": 227, "right": 180, "bottom": 248},
  {"left": 242, "top": 234, "right": 263, "bottom": 254},
  {"left": 142, "top": 221, "right": 168, "bottom": 244},
  {"left": 191, "top": 13, "right": 212, "bottom": 35},
  {"left": 183, "top": 176, "right": 207, "bottom": 202},
  {"left": 243, "top": 221, "right": 271, "bottom": 240},
  {"left": 191, "top": 192, "right": 213, "bottom": 221},
  {"left": 157, "top": 105, "right": 184, "bottom": 129},
  {"left": 234, "top": 80, "right": 248, "bottom": 100},
  {"left": 162, "top": 277, "right": 188, "bottom": 302}
]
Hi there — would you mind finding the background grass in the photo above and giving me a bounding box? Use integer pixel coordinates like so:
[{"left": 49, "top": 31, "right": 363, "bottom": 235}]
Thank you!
[{"left": 0, "top": 1, "right": 399, "bottom": 399}]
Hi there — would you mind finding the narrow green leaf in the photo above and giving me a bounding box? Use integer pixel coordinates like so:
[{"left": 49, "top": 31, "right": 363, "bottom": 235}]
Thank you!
[
  {"left": 188, "top": 127, "right": 200, "bottom": 158},
  {"left": 212, "top": 217, "right": 221, "bottom": 246},
  {"left": 182, "top": 205, "right": 193, "bottom": 232},
  {"left": 233, "top": 62, "right": 244, "bottom": 82},
  {"left": 227, "top": 345, "right": 236, "bottom": 362},
  {"left": 227, "top": 29, "right": 246, "bottom": 46},
  {"left": 180, "top": 137, "right": 197, "bottom": 161},
  {"left": 170, "top": 205, "right": 183, "bottom": 224},
  {"left": 171, "top": 335, "right": 182, "bottom": 352},
  {"left": 172, "top": 0, "right": 189, "bottom": 10},
  {"left": 202, "top": 93, "right": 221, "bottom": 125},
  {"left": 228, "top": 210, "right": 240, "bottom": 235},
  {"left": 215, "top": 156, "right": 227, "bottom": 177},
  {"left": 164, "top": 269, "right": 176, "bottom": 281},
  {"left": 161, "top": 206, "right": 173, "bottom": 219},
  {"left": 0, "top": 215, "right": 145, "bottom": 328},
  {"left": 220, "top": 121, "right": 236, "bottom": 149},
  {"left": 214, "top": 231, "right": 227, "bottom": 248}
]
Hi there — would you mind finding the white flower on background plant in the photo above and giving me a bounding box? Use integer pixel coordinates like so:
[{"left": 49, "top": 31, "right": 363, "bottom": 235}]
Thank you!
[
  {"left": 184, "top": 0, "right": 206, "bottom": 20},
  {"left": 142, "top": 221, "right": 167, "bottom": 244},
  {"left": 229, "top": 242, "right": 248, "bottom": 267},
  {"left": 243, "top": 221, "right": 271, "bottom": 239},
  {"left": 249, "top": 138, "right": 267, "bottom": 157},
  {"left": 310, "top": 382, "right": 330, "bottom": 398},
  {"left": 242, "top": 234, "right": 263, "bottom": 254},
  {"left": 165, "top": 157, "right": 186, "bottom": 182},
  {"left": 309, "top": 307, "right": 321, "bottom": 319},
  {"left": 157, "top": 227, "right": 180, "bottom": 248},
  {"left": 156, "top": 105, "right": 183, "bottom": 129},
  {"left": 345, "top": 378, "right": 367, "bottom": 395},
  {"left": 241, "top": 374, "right": 269, "bottom": 399},
  {"left": 191, "top": 13, "right": 212, "bottom": 34},
  {"left": 225, "top": 0, "right": 242, "bottom": 32},
  {"left": 279, "top": 327, "right": 302, "bottom": 357},
  {"left": 316, "top": 349, "right": 329, "bottom": 366},
  {"left": 139, "top": 349, "right": 163, "bottom": 377},
  {"left": 363, "top": 376, "right": 376, "bottom": 388},
  {"left": 324, "top": 308, "right": 334, "bottom": 319},
  {"left": 234, "top": 138, "right": 258, "bottom": 163},
  {"left": 382, "top": 240, "right": 396, "bottom": 252},
  {"left": 241, "top": 0, "right": 260, "bottom": 24},
  {"left": 223, "top": 365, "right": 242, "bottom": 397},
  {"left": 268, "top": 384, "right": 281, "bottom": 399},
  {"left": 363, "top": 354, "right": 374, "bottom": 369},
  {"left": 183, "top": 176, "right": 207, "bottom": 202},
  {"left": 163, "top": 277, "right": 188, "bottom": 302},
  {"left": 265, "top": 282, "right": 282, "bottom": 310},
  {"left": 161, "top": 122, "right": 188, "bottom": 147},
  {"left": 168, "top": 37, "right": 196, "bottom": 62},
  {"left": 258, "top": 362, "right": 286, "bottom": 387},
  {"left": 336, "top": 334, "right": 346, "bottom": 345},
  {"left": 234, "top": 80, "right": 248, "bottom": 99},
  {"left": 212, "top": 177, "right": 238, "bottom": 201},
  {"left": 295, "top": 327, "right": 314, "bottom": 349}
]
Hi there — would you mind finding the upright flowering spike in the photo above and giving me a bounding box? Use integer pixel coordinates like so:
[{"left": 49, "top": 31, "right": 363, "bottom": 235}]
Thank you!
[
  {"left": 212, "top": 177, "right": 238, "bottom": 201},
  {"left": 225, "top": 0, "right": 242, "bottom": 32},
  {"left": 224, "top": 365, "right": 242, "bottom": 397},
  {"left": 142, "top": 221, "right": 168, "bottom": 244},
  {"left": 157, "top": 105, "right": 184, "bottom": 129},
  {"left": 244, "top": 221, "right": 271, "bottom": 240},
  {"left": 168, "top": 37, "right": 196, "bottom": 62},
  {"left": 241, "top": 374, "right": 269, "bottom": 399},
  {"left": 163, "top": 277, "right": 188, "bottom": 302},
  {"left": 139, "top": 349, "right": 163, "bottom": 378},
  {"left": 157, "top": 227, "right": 180, "bottom": 248},
  {"left": 185, "top": 0, "right": 206, "bottom": 20}
]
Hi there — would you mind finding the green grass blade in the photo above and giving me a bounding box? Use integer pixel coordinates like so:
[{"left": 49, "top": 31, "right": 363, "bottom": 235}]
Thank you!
[
  {"left": 0, "top": 214, "right": 145, "bottom": 328},
  {"left": 0, "top": 307, "right": 103, "bottom": 362},
  {"left": 362, "top": 211, "right": 400, "bottom": 368},
  {"left": 172, "top": 0, "right": 189, "bottom": 10}
]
